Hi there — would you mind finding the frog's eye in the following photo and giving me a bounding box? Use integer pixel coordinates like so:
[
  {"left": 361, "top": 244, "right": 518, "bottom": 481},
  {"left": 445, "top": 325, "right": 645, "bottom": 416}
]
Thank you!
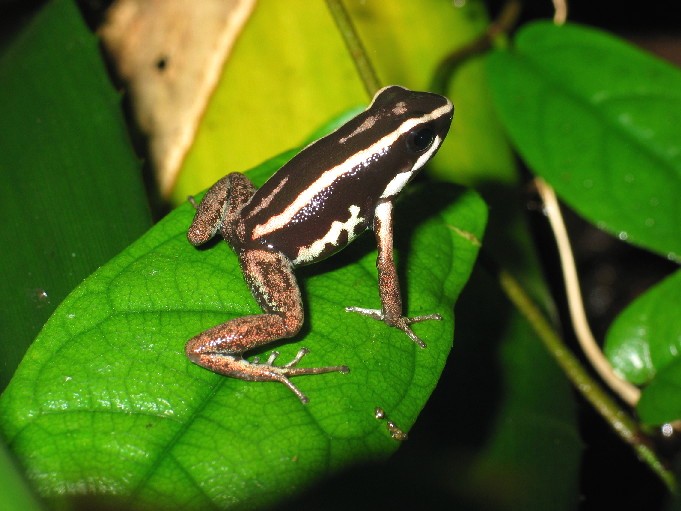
[{"left": 406, "top": 127, "right": 436, "bottom": 153}]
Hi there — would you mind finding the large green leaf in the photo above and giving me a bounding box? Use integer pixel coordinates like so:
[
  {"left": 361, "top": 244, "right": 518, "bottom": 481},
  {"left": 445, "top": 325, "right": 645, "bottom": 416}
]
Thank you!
[
  {"left": 442, "top": 267, "right": 581, "bottom": 511},
  {"left": 471, "top": 312, "right": 581, "bottom": 511},
  {"left": 0, "top": 0, "right": 151, "bottom": 390},
  {"left": 486, "top": 21, "right": 681, "bottom": 260},
  {"left": 0, "top": 149, "right": 486, "bottom": 508},
  {"left": 0, "top": 442, "right": 42, "bottom": 511}
]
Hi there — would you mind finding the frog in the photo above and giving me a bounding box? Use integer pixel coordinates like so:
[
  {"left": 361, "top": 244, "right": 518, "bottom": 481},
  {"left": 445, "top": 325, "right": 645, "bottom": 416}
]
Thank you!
[{"left": 186, "top": 85, "right": 454, "bottom": 403}]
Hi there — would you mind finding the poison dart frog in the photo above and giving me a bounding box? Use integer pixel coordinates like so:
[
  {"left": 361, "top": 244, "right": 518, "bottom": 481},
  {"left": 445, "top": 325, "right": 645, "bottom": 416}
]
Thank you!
[{"left": 186, "top": 85, "right": 454, "bottom": 403}]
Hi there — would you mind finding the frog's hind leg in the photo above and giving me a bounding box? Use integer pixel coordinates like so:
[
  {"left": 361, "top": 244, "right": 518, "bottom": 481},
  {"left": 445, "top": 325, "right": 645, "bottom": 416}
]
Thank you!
[{"left": 185, "top": 249, "right": 348, "bottom": 403}]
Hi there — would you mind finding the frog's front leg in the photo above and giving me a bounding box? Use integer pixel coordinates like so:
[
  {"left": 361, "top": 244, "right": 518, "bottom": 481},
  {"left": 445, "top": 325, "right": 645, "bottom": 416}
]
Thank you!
[
  {"left": 187, "top": 172, "right": 257, "bottom": 245},
  {"left": 346, "top": 201, "right": 442, "bottom": 348},
  {"left": 186, "top": 249, "right": 349, "bottom": 404}
]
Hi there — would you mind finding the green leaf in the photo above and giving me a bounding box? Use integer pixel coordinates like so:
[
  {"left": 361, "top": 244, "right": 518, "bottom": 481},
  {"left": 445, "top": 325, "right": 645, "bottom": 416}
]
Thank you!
[
  {"left": 444, "top": 269, "right": 581, "bottom": 511},
  {"left": 636, "top": 358, "right": 681, "bottom": 425},
  {"left": 605, "top": 268, "right": 681, "bottom": 426},
  {"left": 172, "top": 0, "right": 512, "bottom": 202},
  {"left": 604, "top": 269, "right": 681, "bottom": 384},
  {"left": 348, "top": 0, "right": 517, "bottom": 186},
  {"left": 0, "top": 442, "right": 42, "bottom": 511},
  {"left": 171, "top": 0, "right": 366, "bottom": 203},
  {"left": 476, "top": 312, "right": 581, "bottom": 511},
  {"left": 486, "top": 21, "right": 681, "bottom": 260},
  {"left": 0, "top": 0, "right": 151, "bottom": 390},
  {"left": 0, "top": 151, "right": 486, "bottom": 508}
]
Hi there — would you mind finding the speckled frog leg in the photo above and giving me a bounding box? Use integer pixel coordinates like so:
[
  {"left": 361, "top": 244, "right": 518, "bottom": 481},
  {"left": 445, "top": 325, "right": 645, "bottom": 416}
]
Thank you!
[{"left": 186, "top": 173, "right": 348, "bottom": 403}]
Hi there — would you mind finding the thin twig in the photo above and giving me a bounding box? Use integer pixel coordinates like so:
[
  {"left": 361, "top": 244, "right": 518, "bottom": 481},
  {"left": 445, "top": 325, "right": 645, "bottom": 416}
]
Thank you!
[
  {"left": 552, "top": 0, "right": 568, "bottom": 25},
  {"left": 543, "top": 0, "right": 641, "bottom": 410},
  {"left": 431, "top": 0, "right": 522, "bottom": 94},
  {"left": 535, "top": 179, "right": 641, "bottom": 406},
  {"left": 492, "top": 261, "right": 676, "bottom": 492},
  {"left": 325, "top": 0, "right": 382, "bottom": 96}
]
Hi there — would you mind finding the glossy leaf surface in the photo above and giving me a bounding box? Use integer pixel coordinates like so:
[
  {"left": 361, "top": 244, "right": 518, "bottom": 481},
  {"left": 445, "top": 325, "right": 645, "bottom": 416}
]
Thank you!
[
  {"left": 604, "top": 270, "right": 681, "bottom": 424},
  {"left": 0, "top": 150, "right": 486, "bottom": 508},
  {"left": 0, "top": 0, "right": 151, "bottom": 390},
  {"left": 605, "top": 270, "right": 681, "bottom": 386},
  {"left": 636, "top": 358, "right": 681, "bottom": 425},
  {"left": 486, "top": 21, "right": 681, "bottom": 260}
]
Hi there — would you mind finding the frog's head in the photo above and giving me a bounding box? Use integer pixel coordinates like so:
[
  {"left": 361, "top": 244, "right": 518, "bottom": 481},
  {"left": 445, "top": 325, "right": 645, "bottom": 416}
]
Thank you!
[
  {"left": 362, "top": 85, "right": 454, "bottom": 199},
  {"left": 371, "top": 85, "right": 453, "bottom": 164}
]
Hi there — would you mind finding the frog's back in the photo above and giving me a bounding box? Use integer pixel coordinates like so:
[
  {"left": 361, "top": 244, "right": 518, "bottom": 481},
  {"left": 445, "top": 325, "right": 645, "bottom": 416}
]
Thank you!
[{"left": 240, "top": 86, "right": 453, "bottom": 266}]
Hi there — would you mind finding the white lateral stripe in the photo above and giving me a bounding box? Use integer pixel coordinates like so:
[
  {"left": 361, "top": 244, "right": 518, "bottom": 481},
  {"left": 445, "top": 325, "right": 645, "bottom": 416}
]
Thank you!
[
  {"left": 293, "top": 205, "right": 365, "bottom": 264},
  {"left": 375, "top": 201, "right": 393, "bottom": 230},
  {"left": 380, "top": 171, "right": 414, "bottom": 199},
  {"left": 374, "top": 202, "right": 393, "bottom": 244},
  {"left": 379, "top": 134, "right": 441, "bottom": 199},
  {"left": 412, "top": 135, "right": 442, "bottom": 172},
  {"left": 253, "top": 103, "right": 452, "bottom": 239}
]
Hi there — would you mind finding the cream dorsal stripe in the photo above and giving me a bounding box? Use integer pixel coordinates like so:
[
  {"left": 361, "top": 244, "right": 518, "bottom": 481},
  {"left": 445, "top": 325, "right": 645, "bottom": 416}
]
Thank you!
[{"left": 252, "top": 103, "right": 452, "bottom": 240}]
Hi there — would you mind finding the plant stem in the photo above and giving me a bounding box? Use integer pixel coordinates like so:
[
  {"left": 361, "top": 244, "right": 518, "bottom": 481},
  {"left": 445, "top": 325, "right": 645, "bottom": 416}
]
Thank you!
[
  {"left": 494, "top": 263, "right": 677, "bottom": 493},
  {"left": 431, "top": 0, "right": 521, "bottom": 94},
  {"left": 325, "top": 0, "right": 382, "bottom": 96},
  {"left": 535, "top": 178, "right": 640, "bottom": 406}
]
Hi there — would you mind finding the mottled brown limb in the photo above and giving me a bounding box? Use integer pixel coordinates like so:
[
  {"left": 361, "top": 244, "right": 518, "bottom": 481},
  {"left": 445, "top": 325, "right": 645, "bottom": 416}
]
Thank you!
[
  {"left": 346, "top": 201, "right": 441, "bottom": 348},
  {"left": 185, "top": 249, "right": 348, "bottom": 403},
  {"left": 187, "top": 172, "right": 256, "bottom": 246},
  {"left": 374, "top": 201, "right": 402, "bottom": 320}
]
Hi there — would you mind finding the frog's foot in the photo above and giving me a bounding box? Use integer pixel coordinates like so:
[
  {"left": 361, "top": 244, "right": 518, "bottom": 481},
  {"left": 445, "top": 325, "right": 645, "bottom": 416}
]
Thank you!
[
  {"left": 188, "top": 347, "right": 348, "bottom": 404},
  {"left": 345, "top": 306, "right": 442, "bottom": 349},
  {"left": 252, "top": 348, "right": 349, "bottom": 404}
]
